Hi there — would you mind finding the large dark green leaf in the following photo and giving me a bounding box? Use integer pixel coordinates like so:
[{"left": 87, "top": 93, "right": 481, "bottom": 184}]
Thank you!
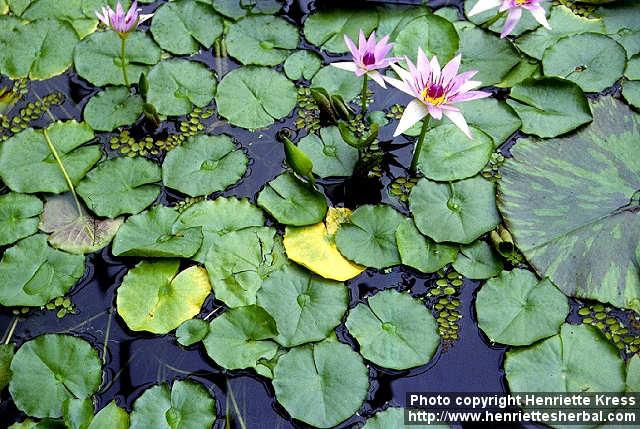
[
  {"left": 0, "top": 193, "right": 43, "bottom": 246},
  {"left": 303, "top": 8, "right": 378, "bottom": 54},
  {"left": 226, "top": 15, "right": 299, "bottom": 66},
  {"left": 83, "top": 87, "right": 143, "bottom": 131},
  {"left": 498, "top": 97, "right": 640, "bottom": 312},
  {"left": 393, "top": 13, "right": 459, "bottom": 63},
  {"left": 298, "top": 126, "right": 358, "bottom": 178},
  {"left": 311, "top": 66, "right": 361, "bottom": 102}
]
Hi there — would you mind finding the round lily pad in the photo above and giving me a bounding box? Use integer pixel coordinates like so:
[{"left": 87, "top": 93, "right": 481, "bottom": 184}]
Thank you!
[
  {"left": 116, "top": 260, "right": 211, "bottom": 334},
  {"left": 226, "top": 15, "right": 299, "bottom": 66},
  {"left": 499, "top": 97, "right": 640, "bottom": 311},
  {"left": 0, "top": 192, "right": 43, "bottom": 246},
  {"left": 393, "top": 14, "right": 459, "bottom": 63},
  {"left": 176, "top": 319, "right": 209, "bottom": 347},
  {"left": 623, "top": 80, "right": 640, "bottom": 109},
  {"left": 346, "top": 289, "right": 440, "bottom": 369},
  {"left": 336, "top": 204, "right": 405, "bottom": 269},
  {"left": 89, "top": 401, "right": 129, "bottom": 429},
  {"left": 505, "top": 324, "right": 625, "bottom": 392},
  {"left": 542, "top": 33, "right": 627, "bottom": 93},
  {"left": 417, "top": 124, "right": 493, "bottom": 181},
  {"left": 257, "top": 264, "right": 348, "bottom": 347},
  {"left": 273, "top": 339, "right": 369, "bottom": 428},
  {"left": 303, "top": 8, "right": 378, "bottom": 53},
  {"left": 452, "top": 240, "right": 503, "bottom": 280},
  {"left": 9, "top": 334, "right": 102, "bottom": 418},
  {"left": 396, "top": 218, "right": 458, "bottom": 274},
  {"left": 77, "top": 157, "right": 161, "bottom": 218},
  {"left": 202, "top": 305, "right": 279, "bottom": 371},
  {"left": 257, "top": 172, "right": 328, "bottom": 226},
  {"left": 476, "top": 269, "right": 569, "bottom": 345},
  {"left": 298, "top": 126, "right": 358, "bottom": 178},
  {"left": 444, "top": 98, "right": 521, "bottom": 147},
  {"left": 162, "top": 134, "right": 248, "bottom": 197},
  {"left": 150, "top": 0, "right": 223, "bottom": 55},
  {"left": 83, "top": 87, "right": 143, "bottom": 131},
  {"left": 146, "top": 60, "right": 217, "bottom": 117},
  {"left": 283, "top": 207, "right": 364, "bottom": 281},
  {"left": 284, "top": 50, "right": 322, "bottom": 80},
  {"left": 311, "top": 66, "right": 362, "bottom": 102},
  {"left": 363, "top": 407, "right": 448, "bottom": 429},
  {"left": 410, "top": 177, "right": 500, "bottom": 244},
  {"left": 216, "top": 66, "right": 296, "bottom": 129}
]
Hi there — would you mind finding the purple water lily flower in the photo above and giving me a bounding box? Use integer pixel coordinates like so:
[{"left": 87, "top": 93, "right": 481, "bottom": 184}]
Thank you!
[
  {"left": 385, "top": 49, "right": 491, "bottom": 138},
  {"left": 96, "top": 1, "right": 153, "bottom": 38},
  {"left": 331, "top": 30, "right": 399, "bottom": 88},
  {"left": 468, "top": 0, "right": 550, "bottom": 38}
]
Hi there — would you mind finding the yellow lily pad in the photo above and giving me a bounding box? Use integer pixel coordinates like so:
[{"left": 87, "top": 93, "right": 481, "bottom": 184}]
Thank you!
[{"left": 284, "top": 207, "right": 364, "bottom": 281}]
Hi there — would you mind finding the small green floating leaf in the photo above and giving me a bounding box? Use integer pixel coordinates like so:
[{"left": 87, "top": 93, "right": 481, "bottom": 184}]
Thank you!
[
  {"left": 226, "top": 15, "right": 299, "bottom": 66},
  {"left": 0, "top": 234, "right": 85, "bottom": 307},
  {"left": 77, "top": 157, "right": 161, "bottom": 218},
  {"left": 506, "top": 77, "right": 592, "bottom": 138},
  {"left": 83, "top": 86, "right": 144, "bottom": 131},
  {"left": 162, "top": 134, "right": 248, "bottom": 197},
  {"left": 284, "top": 50, "right": 322, "bottom": 80},
  {"left": 626, "top": 54, "right": 640, "bottom": 80},
  {"left": 150, "top": 0, "right": 223, "bottom": 55},
  {"left": 396, "top": 218, "right": 458, "bottom": 274},
  {"left": 346, "top": 289, "right": 440, "bottom": 370},
  {"left": 623, "top": 80, "right": 640, "bottom": 109},
  {"left": 257, "top": 264, "right": 348, "bottom": 347},
  {"left": 452, "top": 240, "right": 503, "bottom": 280},
  {"left": 0, "top": 343, "right": 15, "bottom": 391},
  {"left": 0, "top": 192, "right": 43, "bottom": 246},
  {"left": 298, "top": 126, "right": 358, "bottom": 178},
  {"left": 336, "top": 204, "right": 405, "bottom": 269},
  {"left": 88, "top": 401, "right": 129, "bottom": 429},
  {"left": 112, "top": 205, "right": 203, "bottom": 258},
  {"left": 410, "top": 177, "right": 500, "bottom": 244},
  {"left": 311, "top": 66, "right": 362, "bottom": 103},
  {"left": 176, "top": 319, "right": 209, "bottom": 347},
  {"left": 211, "top": 0, "right": 281, "bottom": 20},
  {"left": 393, "top": 13, "right": 459, "bottom": 63},
  {"left": 273, "top": 339, "right": 369, "bottom": 428},
  {"left": 216, "top": 66, "right": 296, "bottom": 129},
  {"left": 364, "top": 407, "right": 449, "bottom": 429},
  {"left": 257, "top": 172, "right": 328, "bottom": 226},
  {"left": 203, "top": 305, "right": 279, "bottom": 371},
  {"left": 146, "top": 59, "right": 217, "bottom": 117},
  {"left": 303, "top": 8, "right": 378, "bottom": 54},
  {"left": 63, "top": 398, "right": 93, "bottom": 429},
  {"left": 476, "top": 269, "right": 569, "bottom": 345},
  {"left": 9, "top": 334, "right": 102, "bottom": 419}
]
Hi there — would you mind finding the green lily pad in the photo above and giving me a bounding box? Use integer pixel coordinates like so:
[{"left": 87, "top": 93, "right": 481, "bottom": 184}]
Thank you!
[
  {"left": 298, "top": 126, "right": 358, "bottom": 178},
  {"left": 346, "top": 289, "right": 440, "bottom": 370},
  {"left": 7, "top": 0, "right": 98, "bottom": 39},
  {"left": 452, "top": 240, "right": 503, "bottom": 280},
  {"left": 257, "top": 264, "right": 348, "bottom": 347},
  {"left": 216, "top": 66, "right": 296, "bottom": 129},
  {"left": 542, "top": 33, "right": 626, "bottom": 93},
  {"left": 173, "top": 197, "right": 265, "bottom": 263},
  {"left": 336, "top": 204, "right": 405, "bottom": 269},
  {"left": 476, "top": 269, "right": 569, "bottom": 345},
  {"left": 227, "top": 15, "right": 299, "bottom": 66},
  {"left": 39, "top": 193, "right": 123, "bottom": 255},
  {"left": 74, "top": 31, "right": 161, "bottom": 87},
  {"left": 146, "top": 60, "right": 217, "bottom": 117},
  {"left": 364, "top": 407, "right": 447, "bottom": 429},
  {"left": 117, "top": 260, "right": 211, "bottom": 334},
  {"left": 284, "top": 50, "right": 322, "bottom": 80},
  {"left": 457, "top": 26, "right": 520, "bottom": 87},
  {"left": 410, "top": 177, "right": 500, "bottom": 244},
  {"left": 112, "top": 205, "right": 203, "bottom": 258},
  {"left": 0, "top": 234, "right": 85, "bottom": 307},
  {"left": 376, "top": 4, "right": 429, "bottom": 38},
  {"left": 77, "top": 157, "right": 161, "bottom": 218},
  {"left": 211, "top": 0, "right": 281, "bottom": 20},
  {"left": 202, "top": 305, "right": 279, "bottom": 371},
  {"left": 257, "top": 172, "right": 328, "bottom": 226},
  {"left": 505, "top": 324, "right": 625, "bottom": 392},
  {"left": 393, "top": 14, "right": 459, "bottom": 63},
  {"left": 417, "top": 124, "right": 493, "bottom": 181},
  {"left": 63, "top": 398, "right": 93, "bottom": 429},
  {"left": 506, "top": 77, "right": 592, "bottom": 138},
  {"left": 0, "top": 344, "right": 14, "bottom": 391},
  {"left": 0, "top": 121, "right": 100, "bottom": 194},
  {"left": 495, "top": 60, "right": 541, "bottom": 89},
  {"left": 498, "top": 97, "right": 640, "bottom": 312},
  {"left": 204, "top": 226, "right": 286, "bottom": 308},
  {"left": 623, "top": 80, "right": 640, "bottom": 109},
  {"left": 83, "top": 87, "right": 143, "bottom": 131},
  {"left": 311, "top": 65, "right": 362, "bottom": 102},
  {"left": 598, "top": 1, "right": 640, "bottom": 58},
  {"left": 0, "top": 18, "right": 78, "bottom": 80},
  {"left": 0, "top": 192, "right": 43, "bottom": 246},
  {"left": 130, "top": 380, "right": 216, "bottom": 429},
  {"left": 303, "top": 8, "right": 378, "bottom": 54},
  {"left": 626, "top": 355, "right": 640, "bottom": 392},
  {"left": 88, "top": 401, "right": 129, "bottom": 429},
  {"left": 9, "top": 334, "right": 102, "bottom": 418},
  {"left": 176, "top": 319, "right": 209, "bottom": 347},
  {"left": 626, "top": 54, "right": 640, "bottom": 80},
  {"left": 396, "top": 218, "right": 458, "bottom": 274},
  {"left": 150, "top": 0, "right": 222, "bottom": 55},
  {"left": 444, "top": 98, "right": 521, "bottom": 147},
  {"left": 162, "top": 134, "right": 248, "bottom": 197},
  {"left": 273, "top": 338, "right": 369, "bottom": 428}
]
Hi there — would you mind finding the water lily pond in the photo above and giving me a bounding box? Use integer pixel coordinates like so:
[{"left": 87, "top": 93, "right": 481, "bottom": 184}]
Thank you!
[{"left": 0, "top": 0, "right": 639, "bottom": 427}]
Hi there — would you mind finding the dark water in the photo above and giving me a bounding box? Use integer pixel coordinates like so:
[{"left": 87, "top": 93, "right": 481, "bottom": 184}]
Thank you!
[{"left": 0, "top": 1, "right": 563, "bottom": 428}]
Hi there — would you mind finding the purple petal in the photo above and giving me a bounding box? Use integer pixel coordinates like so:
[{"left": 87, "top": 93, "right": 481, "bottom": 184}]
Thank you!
[
  {"left": 358, "top": 30, "right": 367, "bottom": 52},
  {"left": 500, "top": 8, "right": 522, "bottom": 38},
  {"left": 440, "top": 54, "right": 461, "bottom": 87},
  {"left": 446, "top": 70, "right": 478, "bottom": 93},
  {"left": 449, "top": 90, "right": 492, "bottom": 103},
  {"left": 344, "top": 34, "right": 359, "bottom": 60}
]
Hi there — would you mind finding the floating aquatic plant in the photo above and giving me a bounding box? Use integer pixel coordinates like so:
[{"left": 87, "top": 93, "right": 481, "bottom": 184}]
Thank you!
[{"left": 468, "top": 0, "right": 551, "bottom": 38}]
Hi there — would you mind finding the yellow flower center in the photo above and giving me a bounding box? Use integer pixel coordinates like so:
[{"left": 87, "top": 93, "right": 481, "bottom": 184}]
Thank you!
[{"left": 420, "top": 84, "right": 447, "bottom": 106}]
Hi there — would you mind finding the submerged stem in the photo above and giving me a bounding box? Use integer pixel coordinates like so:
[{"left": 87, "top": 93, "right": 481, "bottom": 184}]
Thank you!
[
  {"left": 410, "top": 116, "right": 431, "bottom": 173},
  {"left": 43, "top": 129, "right": 84, "bottom": 218},
  {"left": 3, "top": 316, "right": 18, "bottom": 345},
  {"left": 120, "top": 37, "right": 130, "bottom": 88},
  {"left": 361, "top": 73, "right": 368, "bottom": 115}
]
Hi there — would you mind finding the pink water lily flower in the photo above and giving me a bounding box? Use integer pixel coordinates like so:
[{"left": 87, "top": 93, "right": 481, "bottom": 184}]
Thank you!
[
  {"left": 331, "top": 30, "right": 399, "bottom": 88},
  {"left": 96, "top": 1, "right": 153, "bottom": 37},
  {"left": 468, "top": 0, "right": 550, "bottom": 38},
  {"left": 385, "top": 49, "right": 491, "bottom": 138}
]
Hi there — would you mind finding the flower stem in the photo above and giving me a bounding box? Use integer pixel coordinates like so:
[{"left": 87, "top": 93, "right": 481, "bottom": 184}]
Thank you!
[
  {"left": 43, "top": 129, "right": 84, "bottom": 218},
  {"left": 361, "top": 73, "right": 368, "bottom": 115},
  {"left": 120, "top": 37, "right": 130, "bottom": 89},
  {"left": 410, "top": 116, "right": 431, "bottom": 174}
]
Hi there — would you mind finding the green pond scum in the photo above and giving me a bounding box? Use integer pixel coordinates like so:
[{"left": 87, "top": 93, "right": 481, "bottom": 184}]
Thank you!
[{"left": 0, "top": 0, "right": 639, "bottom": 428}]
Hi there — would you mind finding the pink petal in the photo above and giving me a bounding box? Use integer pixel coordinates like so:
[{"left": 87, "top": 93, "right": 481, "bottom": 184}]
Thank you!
[
  {"left": 384, "top": 75, "right": 414, "bottom": 97},
  {"left": 344, "top": 34, "right": 359, "bottom": 60},
  {"left": 367, "top": 31, "right": 377, "bottom": 52},
  {"left": 443, "top": 110, "right": 473, "bottom": 139},
  {"left": 456, "top": 79, "right": 483, "bottom": 94},
  {"left": 331, "top": 62, "right": 358, "bottom": 73},
  {"left": 500, "top": 8, "right": 522, "bottom": 38},
  {"left": 527, "top": 5, "right": 551, "bottom": 29},
  {"left": 138, "top": 13, "right": 153, "bottom": 25},
  {"left": 394, "top": 99, "right": 429, "bottom": 137},
  {"left": 125, "top": 0, "right": 138, "bottom": 22},
  {"left": 358, "top": 30, "right": 367, "bottom": 52},
  {"left": 427, "top": 104, "right": 443, "bottom": 120},
  {"left": 368, "top": 70, "right": 387, "bottom": 88},
  {"left": 449, "top": 90, "right": 492, "bottom": 103},
  {"left": 430, "top": 56, "right": 441, "bottom": 82},
  {"left": 440, "top": 54, "right": 461, "bottom": 87},
  {"left": 468, "top": 0, "right": 503, "bottom": 16},
  {"left": 446, "top": 70, "right": 478, "bottom": 93},
  {"left": 416, "top": 48, "right": 430, "bottom": 77}
]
